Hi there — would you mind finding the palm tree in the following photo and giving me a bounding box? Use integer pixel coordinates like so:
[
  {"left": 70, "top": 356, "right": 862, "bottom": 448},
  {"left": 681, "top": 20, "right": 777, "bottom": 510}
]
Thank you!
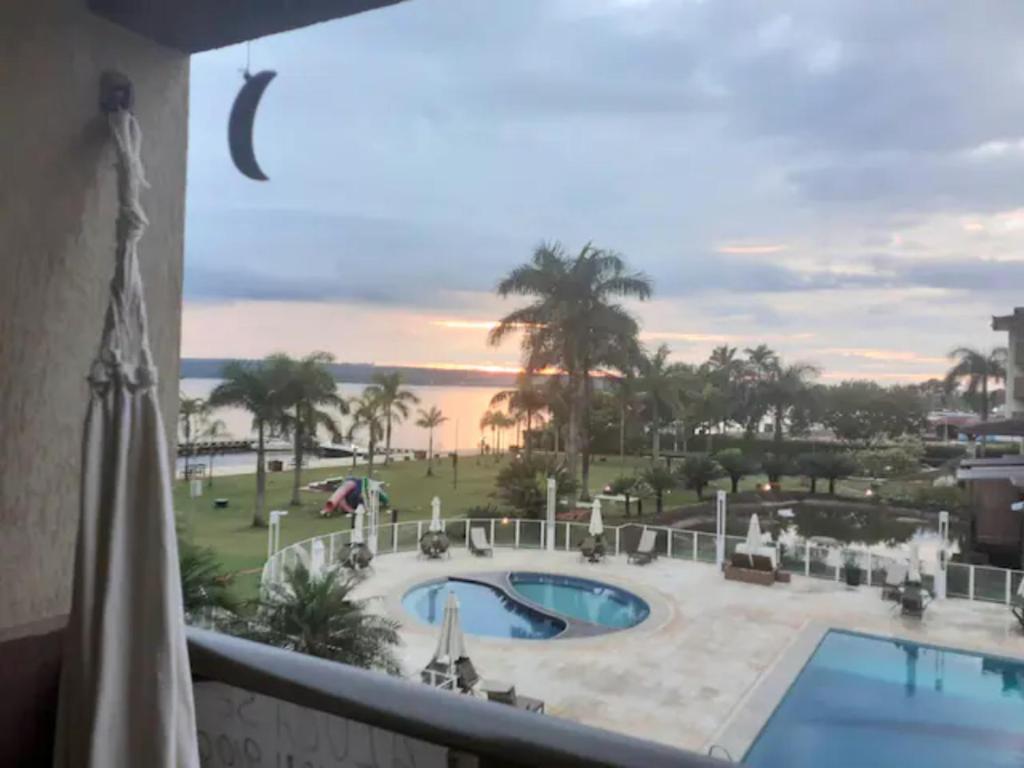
[
  {"left": 612, "top": 372, "right": 640, "bottom": 467},
  {"left": 416, "top": 406, "right": 448, "bottom": 476},
  {"left": 492, "top": 411, "right": 516, "bottom": 456},
  {"left": 479, "top": 410, "right": 498, "bottom": 458},
  {"left": 243, "top": 564, "right": 401, "bottom": 674},
  {"left": 490, "top": 373, "right": 547, "bottom": 456},
  {"left": 348, "top": 389, "right": 386, "bottom": 477},
  {"left": 637, "top": 344, "right": 686, "bottom": 461},
  {"left": 739, "top": 344, "right": 779, "bottom": 437},
  {"left": 209, "top": 360, "right": 287, "bottom": 528},
  {"left": 178, "top": 394, "right": 208, "bottom": 480},
  {"left": 766, "top": 361, "right": 820, "bottom": 442},
  {"left": 641, "top": 465, "right": 676, "bottom": 516},
  {"left": 489, "top": 242, "right": 652, "bottom": 499},
  {"left": 178, "top": 537, "right": 236, "bottom": 621},
  {"left": 277, "top": 352, "right": 348, "bottom": 506},
  {"left": 199, "top": 417, "right": 228, "bottom": 488},
  {"left": 945, "top": 347, "right": 1008, "bottom": 422},
  {"left": 366, "top": 372, "right": 420, "bottom": 464}
]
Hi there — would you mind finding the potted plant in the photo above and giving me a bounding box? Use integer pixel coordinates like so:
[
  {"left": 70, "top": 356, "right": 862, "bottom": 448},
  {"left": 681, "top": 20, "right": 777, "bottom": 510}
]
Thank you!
[{"left": 843, "top": 551, "right": 862, "bottom": 587}]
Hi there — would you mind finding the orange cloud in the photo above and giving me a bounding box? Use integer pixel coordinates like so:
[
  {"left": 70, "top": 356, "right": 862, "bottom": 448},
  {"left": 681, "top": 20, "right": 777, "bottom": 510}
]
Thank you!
[
  {"left": 819, "top": 347, "right": 947, "bottom": 365},
  {"left": 432, "top": 319, "right": 499, "bottom": 331}
]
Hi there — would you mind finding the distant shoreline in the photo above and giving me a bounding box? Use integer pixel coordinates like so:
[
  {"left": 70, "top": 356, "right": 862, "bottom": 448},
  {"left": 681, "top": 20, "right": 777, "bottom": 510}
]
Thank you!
[{"left": 180, "top": 357, "right": 521, "bottom": 388}]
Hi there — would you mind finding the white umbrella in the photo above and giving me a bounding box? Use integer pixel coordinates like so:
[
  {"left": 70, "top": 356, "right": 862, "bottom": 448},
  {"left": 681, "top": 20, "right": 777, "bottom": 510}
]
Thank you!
[
  {"left": 432, "top": 592, "right": 468, "bottom": 667},
  {"left": 908, "top": 542, "right": 922, "bottom": 584},
  {"left": 53, "top": 111, "right": 199, "bottom": 766},
  {"left": 310, "top": 538, "right": 326, "bottom": 577},
  {"left": 745, "top": 513, "right": 764, "bottom": 551},
  {"left": 589, "top": 498, "right": 604, "bottom": 536},
  {"left": 429, "top": 496, "right": 443, "bottom": 532},
  {"left": 352, "top": 504, "right": 366, "bottom": 544}
]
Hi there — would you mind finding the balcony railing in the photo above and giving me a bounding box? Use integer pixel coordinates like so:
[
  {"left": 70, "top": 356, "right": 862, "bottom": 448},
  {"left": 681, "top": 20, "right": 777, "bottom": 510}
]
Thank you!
[{"left": 187, "top": 627, "right": 724, "bottom": 767}]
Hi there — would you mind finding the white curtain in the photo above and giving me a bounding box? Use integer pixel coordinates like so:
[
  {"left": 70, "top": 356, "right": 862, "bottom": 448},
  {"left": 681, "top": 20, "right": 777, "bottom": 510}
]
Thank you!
[{"left": 53, "top": 110, "right": 199, "bottom": 767}]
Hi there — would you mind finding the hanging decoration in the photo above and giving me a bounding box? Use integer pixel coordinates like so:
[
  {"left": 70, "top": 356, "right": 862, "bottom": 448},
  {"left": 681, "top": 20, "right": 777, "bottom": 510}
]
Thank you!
[{"left": 228, "top": 43, "right": 276, "bottom": 181}]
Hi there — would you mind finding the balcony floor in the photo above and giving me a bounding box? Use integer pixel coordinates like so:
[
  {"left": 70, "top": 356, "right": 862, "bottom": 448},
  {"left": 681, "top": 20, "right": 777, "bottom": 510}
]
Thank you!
[{"left": 351, "top": 548, "right": 1023, "bottom": 755}]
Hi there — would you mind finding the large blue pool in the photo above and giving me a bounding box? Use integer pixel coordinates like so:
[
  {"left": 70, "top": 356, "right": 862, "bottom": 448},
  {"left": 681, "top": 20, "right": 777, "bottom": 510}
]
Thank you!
[
  {"left": 402, "top": 573, "right": 649, "bottom": 639},
  {"left": 745, "top": 630, "right": 1024, "bottom": 768}
]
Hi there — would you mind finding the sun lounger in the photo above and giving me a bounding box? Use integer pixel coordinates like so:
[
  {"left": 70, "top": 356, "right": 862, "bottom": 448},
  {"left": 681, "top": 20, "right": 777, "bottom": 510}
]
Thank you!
[
  {"left": 420, "top": 660, "right": 458, "bottom": 690},
  {"left": 455, "top": 657, "right": 480, "bottom": 692},
  {"left": 469, "top": 526, "right": 493, "bottom": 557},
  {"left": 480, "top": 680, "right": 545, "bottom": 713},
  {"left": 628, "top": 529, "right": 658, "bottom": 565}
]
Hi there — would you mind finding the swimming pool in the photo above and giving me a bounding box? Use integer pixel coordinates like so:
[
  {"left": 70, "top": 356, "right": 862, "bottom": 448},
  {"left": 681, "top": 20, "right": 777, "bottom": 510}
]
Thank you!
[
  {"left": 509, "top": 572, "right": 650, "bottom": 630},
  {"left": 402, "top": 573, "right": 649, "bottom": 639},
  {"left": 744, "top": 630, "right": 1024, "bottom": 767}
]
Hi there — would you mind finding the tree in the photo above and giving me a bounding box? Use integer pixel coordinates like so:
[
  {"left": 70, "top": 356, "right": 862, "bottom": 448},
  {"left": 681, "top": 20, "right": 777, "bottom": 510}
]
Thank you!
[
  {"left": 637, "top": 344, "right": 686, "bottom": 460},
  {"left": 760, "top": 452, "right": 791, "bottom": 487},
  {"left": 945, "top": 347, "right": 1007, "bottom": 422},
  {"left": 277, "top": 352, "right": 347, "bottom": 506},
  {"left": 416, "top": 406, "right": 448, "bottom": 476},
  {"left": 796, "top": 453, "right": 825, "bottom": 494},
  {"left": 490, "top": 373, "right": 547, "bottom": 456},
  {"left": 200, "top": 417, "right": 228, "bottom": 487},
  {"left": 738, "top": 344, "right": 779, "bottom": 437},
  {"left": 479, "top": 410, "right": 498, "bottom": 458},
  {"left": 765, "top": 362, "right": 820, "bottom": 442},
  {"left": 607, "top": 475, "right": 639, "bottom": 517},
  {"left": 678, "top": 455, "right": 721, "bottom": 501},
  {"left": 178, "top": 538, "right": 237, "bottom": 621},
  {"left": 814, "top": 452, "right": 859, "bottom": 494},
  {"left": 641, "top": 465, "right": 676, "bottom": 515},
  {"left": 209, "top": 360, "right": 287, "bottom": 528},
  {"left": 348, "top": 390, "right": 386, "bottom": 477},
  {"left": 178, "top": 394, "right": 209, "bottom": 480},
  {"left": 714, "top": 448, "right": 757, "bottom": 493},
  {"left": 611, "top": 372, "right": 641, "bottom": 466},
  {"left": 495, "top": 455, "right": 577, "bottom": 518},
  {"left": 367, "top": 372, "right": 420, "bottom": 464},
  {"left": 242, "top": 564, "right": 401, "bottom": 674},
  {"left": 489, "top": 242, "right": 651, "bottom": 500},
  {"left": 820, "top": 381, "right": 889, "bottom": 445}
]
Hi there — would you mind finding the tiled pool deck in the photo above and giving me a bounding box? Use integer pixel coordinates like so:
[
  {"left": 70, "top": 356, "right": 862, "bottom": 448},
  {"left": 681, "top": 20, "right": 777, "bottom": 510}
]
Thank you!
[{"left": 350, "top": 548, "right": 1024, "bottom": 755}]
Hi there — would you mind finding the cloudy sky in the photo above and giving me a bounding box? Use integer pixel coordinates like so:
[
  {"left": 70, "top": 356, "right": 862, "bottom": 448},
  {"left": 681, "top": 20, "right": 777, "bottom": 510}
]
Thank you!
[{"left": 183, "top": 0, "right": 1020, "bottom": 382}]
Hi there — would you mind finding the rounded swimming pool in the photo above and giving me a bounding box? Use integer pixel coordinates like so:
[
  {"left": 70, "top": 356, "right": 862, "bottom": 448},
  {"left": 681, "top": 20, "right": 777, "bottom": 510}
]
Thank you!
[{"left": 402, "top": 572, "right": 650, "bottom": 639}]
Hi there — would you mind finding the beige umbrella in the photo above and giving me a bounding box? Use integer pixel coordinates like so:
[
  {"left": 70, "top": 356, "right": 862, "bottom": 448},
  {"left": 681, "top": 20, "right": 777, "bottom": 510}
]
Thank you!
[
  {"left": 745, "top": 513, "right": 764, "bottom": 551},
  {"left": 588, "top": 498, "right": 604, "bottom": 537},
  {"left": 908, "top": 542, "right": 922, "bottom": 584},
  {"left": 429, "top": 496, "right": 443, "bottom": 532},
  {"left": 432, "top": 591, "right": 468, "bottom": 666},
  {"left": 53, "top": 110, "right": 199, "bottom": 766},
  {"left": 352, "top": 504, "right": 366, "bottom": 544}
]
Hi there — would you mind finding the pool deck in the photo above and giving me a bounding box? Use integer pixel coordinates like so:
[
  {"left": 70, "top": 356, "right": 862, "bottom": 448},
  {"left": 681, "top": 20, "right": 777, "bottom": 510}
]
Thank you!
[{"left": 350, "top": 548, "right": 1024, "bottom": 756}]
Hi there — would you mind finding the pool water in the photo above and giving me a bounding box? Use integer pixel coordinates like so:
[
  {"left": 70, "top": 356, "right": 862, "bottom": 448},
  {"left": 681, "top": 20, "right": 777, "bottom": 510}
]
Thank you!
[
  {"left": 510, "top": 573, "right": 649, "bottom": 629},
  {"left": 402, "top": 579, "right": 565, "bottom": 639},
  {"left": 745, "top": 630, "right": 1024, "bottom": 768}
]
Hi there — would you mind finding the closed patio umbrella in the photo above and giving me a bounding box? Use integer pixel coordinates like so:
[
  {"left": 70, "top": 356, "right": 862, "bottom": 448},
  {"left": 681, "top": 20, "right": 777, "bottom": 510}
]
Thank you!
[
  {"left": 53, "top": 110, "right": 199, "bottom": 766},
  {"left": 429, "top": 496, "right": 443, "bottom": 532},
  {"left": 352, "top": 504, "right": 366, "bottom": 544},
  {"left": 908, "top": 542, "right": 922, "bottom": 584},
  {"left": 589, "top": 498, "right": 604, "bottom": 537},
  {"left": 432, "top": 592, "right": 468, "bottom": 668},
  {"left": 745, "top": 513, "right": 764, "bottom": 551}
]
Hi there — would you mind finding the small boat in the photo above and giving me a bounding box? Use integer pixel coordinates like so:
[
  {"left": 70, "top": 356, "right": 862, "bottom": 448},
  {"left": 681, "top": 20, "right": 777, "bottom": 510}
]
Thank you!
[{"left": 319, "top": 441, "right": 367, "bottom": 459}]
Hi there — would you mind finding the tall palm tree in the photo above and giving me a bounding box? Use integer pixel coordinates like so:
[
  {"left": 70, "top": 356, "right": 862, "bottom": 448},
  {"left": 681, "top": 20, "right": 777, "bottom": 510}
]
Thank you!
[
  {"left": 766, "top": 361, "right": 820, "bottom": 442},
  {"left": 612, "top": 372, "right": 640, "bottom": 467},
  {"left": 492, "top": 411, "right": 516, "bottom": 456},
  {"left": 945, "top": 347, "right": 1007, "bottom": 422},
  {"left": 490, "top": 373, "right": 547, "bottom": 456},
  {"left": 367, "top": 372, "right": 420, "bottom": 464},
  {"left": 277, "top": 352, "right": 348, "bottom": 505},
  {"left": 489, "top": 242, "right": 651, "bottom": 499},
  {"left": 243, "top": 564, "right": 401, "bottom": 674},
  {"left": 479, "top": 410, "right": 498, "bottom": 458},
  {"left": 739, "top": 344, "right": 779, "bottom": 437},
  {"left": 348, "top": 389, "right": 386, "bottom": 477},
  {"left": 209, "top": 360, "right": 287, "bottom": 528},
  {"left": 178, "top": 394, "right": 208, "bottom": 480},
  {"left": 416, "top": 406, "right": 448, "bottom": 476},
  {"left": 637, "top": 345, "right": 686, "bottom": 460}
]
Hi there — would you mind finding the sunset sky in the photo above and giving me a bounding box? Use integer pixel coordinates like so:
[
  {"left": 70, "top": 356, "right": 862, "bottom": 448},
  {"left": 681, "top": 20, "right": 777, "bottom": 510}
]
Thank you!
[{"left": 182, "top": 1, "right": 1020, "bottom": 383}]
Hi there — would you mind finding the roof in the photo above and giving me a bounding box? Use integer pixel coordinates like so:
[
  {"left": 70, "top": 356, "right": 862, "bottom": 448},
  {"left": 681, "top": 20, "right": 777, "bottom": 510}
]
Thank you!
[
  {"left": 88, "top": 0, "right": 406, "bottom": 53},
  {"left": 993, "top": 307, "right": 1024, "bottom": 332}
]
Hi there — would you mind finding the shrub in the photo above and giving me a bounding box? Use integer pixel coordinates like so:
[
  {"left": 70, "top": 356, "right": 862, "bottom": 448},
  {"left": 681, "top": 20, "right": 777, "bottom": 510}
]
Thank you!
[
  {"left": 856, "top": 444, "right": 923, "bottom": 478},
  {"left": 678, "top": 455, "right": 721, "bottom": 501},
  {"left": 796, "top": 453, "right": 826, "bottom": 494},
  {"left": 714, "top": 448, "right": 758, "bottom": 493},
  {"left": 641, "top": 465, "right": 677, "bottom": 515},
  {"left": 814, "top": 452, "right": 859, "bottom": 494},
  {"left": 495, "top": 455, "right": 577, "bottom": 518},
  {"left": 760, "top": 452, "right": 792, "bottom": 485},
  {"left": 606, "top": 475, "right": 642, "bottom": 517}
]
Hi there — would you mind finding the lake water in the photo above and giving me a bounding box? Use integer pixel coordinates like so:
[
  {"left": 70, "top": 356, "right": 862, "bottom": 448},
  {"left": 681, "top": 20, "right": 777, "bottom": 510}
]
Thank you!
[{"left": 179, "top": 378, "right": 506, "bottom": 458}]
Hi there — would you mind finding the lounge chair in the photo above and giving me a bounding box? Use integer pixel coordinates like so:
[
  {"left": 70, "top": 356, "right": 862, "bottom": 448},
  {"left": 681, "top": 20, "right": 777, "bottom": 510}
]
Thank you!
[
  {"left": 480, "top": 680, "right": 545, "bottom": 713},
  {"left": 420, "top": 660, "right": 458, "bottom": 690},
  {"left": 455, "top": 657, "right": 480, "bottom": 692},
  {"left": 900, "top": 582, "right": 929, "bottom": 617},
  {"left": 882, "top": 562, "right": 908, "bottom": 602},
  {"left": 469, "top": 526, "right": 493, "bottom": 557},
  {"left": 628, "top": 529, "right": 658, "bottom": 565}
]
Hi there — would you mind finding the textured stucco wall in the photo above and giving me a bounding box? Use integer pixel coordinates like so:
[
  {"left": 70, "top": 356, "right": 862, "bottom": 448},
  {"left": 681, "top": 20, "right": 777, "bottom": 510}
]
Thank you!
[{"left": 0, "top": 0, "right": 189, "bottom": 634}]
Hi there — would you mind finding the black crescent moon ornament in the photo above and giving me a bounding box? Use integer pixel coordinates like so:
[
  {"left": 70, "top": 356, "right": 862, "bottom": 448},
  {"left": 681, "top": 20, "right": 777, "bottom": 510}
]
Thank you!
[{"left": 228, "top": 70, "right": 277, "bottom": 181}]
